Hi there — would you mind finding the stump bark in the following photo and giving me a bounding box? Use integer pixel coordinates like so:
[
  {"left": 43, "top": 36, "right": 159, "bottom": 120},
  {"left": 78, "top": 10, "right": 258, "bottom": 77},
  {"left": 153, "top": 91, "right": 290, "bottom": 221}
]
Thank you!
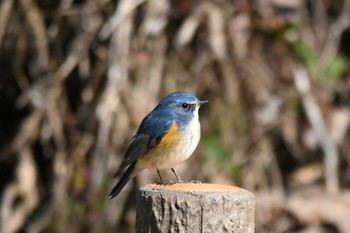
[{"left": 136, "top": 183, "right": 255, "bottom": 233}]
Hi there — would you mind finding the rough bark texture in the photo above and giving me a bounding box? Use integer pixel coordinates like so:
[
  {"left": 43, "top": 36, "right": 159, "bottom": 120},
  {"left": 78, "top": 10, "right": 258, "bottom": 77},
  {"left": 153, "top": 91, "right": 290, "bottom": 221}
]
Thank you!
[{"left": 136, "top": 183, "right": 255, "bottom": 233}]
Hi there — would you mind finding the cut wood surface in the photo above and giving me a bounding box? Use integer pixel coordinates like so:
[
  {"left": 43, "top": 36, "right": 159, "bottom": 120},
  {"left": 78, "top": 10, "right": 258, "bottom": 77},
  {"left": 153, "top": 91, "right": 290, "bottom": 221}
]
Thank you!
[{"left": 136, "top": 183, "right": 255, "bottom": 233}]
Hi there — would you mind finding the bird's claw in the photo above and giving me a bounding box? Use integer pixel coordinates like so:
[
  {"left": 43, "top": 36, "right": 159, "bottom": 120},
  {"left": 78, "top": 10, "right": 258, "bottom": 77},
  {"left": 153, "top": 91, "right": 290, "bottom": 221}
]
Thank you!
[
  {"left": 156, "top": 179, "right": 176, "bottom": 185},
  {"left": 155, "top": 179, "right": 201, "bottom": 185},
  {"left": 187, "top": 179, "right": 201, "bottom": 184}
]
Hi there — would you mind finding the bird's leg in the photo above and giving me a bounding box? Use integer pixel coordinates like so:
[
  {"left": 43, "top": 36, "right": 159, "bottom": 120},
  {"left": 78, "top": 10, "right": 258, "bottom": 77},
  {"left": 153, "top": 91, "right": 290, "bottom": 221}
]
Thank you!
[
  {"left": 156, "top": 169, "right": 175, "bottom": 185},
  {"left": 170, "top": 168, "right": 201, "bottom": 184},
  {"left": 157, "top": 169, "right": 164, "bottom": 184},
  {"left": 171, "top": 168, "right": 183, "bottom": 183}
]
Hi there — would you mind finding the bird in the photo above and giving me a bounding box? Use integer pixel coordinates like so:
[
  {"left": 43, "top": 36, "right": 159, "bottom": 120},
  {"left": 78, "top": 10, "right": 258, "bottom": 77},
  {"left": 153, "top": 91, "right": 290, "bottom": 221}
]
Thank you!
[{"left": 108, "top": 92, "right": 207, "bottom": 199}]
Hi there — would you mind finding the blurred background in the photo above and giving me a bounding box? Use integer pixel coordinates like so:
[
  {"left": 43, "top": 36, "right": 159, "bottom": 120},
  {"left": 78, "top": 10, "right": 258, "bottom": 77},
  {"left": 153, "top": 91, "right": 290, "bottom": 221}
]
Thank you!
[{"left": 1, "top": 0, "right": 350, "bottom": 232}]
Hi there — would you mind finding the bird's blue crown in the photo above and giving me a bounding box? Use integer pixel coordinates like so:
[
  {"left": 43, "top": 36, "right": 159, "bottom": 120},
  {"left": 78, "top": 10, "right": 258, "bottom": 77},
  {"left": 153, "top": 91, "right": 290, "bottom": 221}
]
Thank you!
[{"left": 157, "top": 92, "right": 199, "bottom": 107}]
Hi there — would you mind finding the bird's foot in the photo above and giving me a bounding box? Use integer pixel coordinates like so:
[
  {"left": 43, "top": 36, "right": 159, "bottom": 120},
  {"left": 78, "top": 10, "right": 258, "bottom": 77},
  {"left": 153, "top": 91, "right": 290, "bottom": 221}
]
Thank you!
[
  {"left": 187, "top": 179, "right": 201, "bottom": 184},
  {"left": 156, "top": 179, "right": 176, "bottom": 185},
  {"left": 155, "top": 179, "right": 201, "bottom": 185}
]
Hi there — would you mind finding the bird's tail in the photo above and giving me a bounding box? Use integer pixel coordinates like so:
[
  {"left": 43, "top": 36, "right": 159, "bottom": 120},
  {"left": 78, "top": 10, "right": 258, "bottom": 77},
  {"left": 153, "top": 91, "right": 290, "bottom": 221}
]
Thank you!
[{"left": 108, "top": 162, "right": 137, "bottom": 199}]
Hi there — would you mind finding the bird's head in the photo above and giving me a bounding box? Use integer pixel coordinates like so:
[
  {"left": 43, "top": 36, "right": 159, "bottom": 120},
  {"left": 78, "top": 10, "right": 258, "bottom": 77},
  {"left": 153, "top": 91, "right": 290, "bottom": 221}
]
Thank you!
[{"left": 155, "top": 92, "right": 207, "bottom": 126}]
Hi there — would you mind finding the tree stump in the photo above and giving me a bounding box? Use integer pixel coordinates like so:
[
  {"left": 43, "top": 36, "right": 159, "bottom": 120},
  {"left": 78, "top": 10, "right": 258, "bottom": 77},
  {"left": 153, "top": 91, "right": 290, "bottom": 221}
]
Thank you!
[{"left": 136, "top": 183, "right": 255, "bottom": 233}]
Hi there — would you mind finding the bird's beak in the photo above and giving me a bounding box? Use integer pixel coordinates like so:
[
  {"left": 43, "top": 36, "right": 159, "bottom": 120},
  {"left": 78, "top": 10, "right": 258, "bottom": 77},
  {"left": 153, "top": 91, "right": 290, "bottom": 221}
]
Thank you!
[{"left": 197, "top": 100, "right": 208, "bottom": 106}]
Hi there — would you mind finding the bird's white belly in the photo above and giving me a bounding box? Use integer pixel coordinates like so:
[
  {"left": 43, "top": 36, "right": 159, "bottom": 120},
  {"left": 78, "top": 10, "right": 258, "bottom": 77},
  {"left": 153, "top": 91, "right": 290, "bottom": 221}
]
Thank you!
[{"left": 140, "top": 118, "right": 201, "bottom": 169}]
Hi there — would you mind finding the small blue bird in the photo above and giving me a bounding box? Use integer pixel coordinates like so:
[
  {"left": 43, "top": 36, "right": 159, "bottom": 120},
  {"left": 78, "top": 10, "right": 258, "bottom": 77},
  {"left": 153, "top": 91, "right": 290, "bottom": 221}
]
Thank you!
[{"left": 108, "top": 92, "right": 207, "bottom": 199}]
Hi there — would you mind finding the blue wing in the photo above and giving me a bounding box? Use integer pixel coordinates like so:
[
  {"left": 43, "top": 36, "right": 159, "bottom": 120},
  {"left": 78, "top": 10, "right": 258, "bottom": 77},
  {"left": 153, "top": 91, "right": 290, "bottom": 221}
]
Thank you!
[{"left": 113, "top": 112, "right": 173, "bottom": 178}]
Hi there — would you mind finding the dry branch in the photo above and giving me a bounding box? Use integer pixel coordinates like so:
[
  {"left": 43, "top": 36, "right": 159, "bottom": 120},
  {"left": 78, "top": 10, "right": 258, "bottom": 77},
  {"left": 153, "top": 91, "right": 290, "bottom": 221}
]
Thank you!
[
  {"left": 0, "top": 0, "right": 13, "bottom": 47},
  {"left": 293, "top": 67, "right": 339, "bottom": 193}
]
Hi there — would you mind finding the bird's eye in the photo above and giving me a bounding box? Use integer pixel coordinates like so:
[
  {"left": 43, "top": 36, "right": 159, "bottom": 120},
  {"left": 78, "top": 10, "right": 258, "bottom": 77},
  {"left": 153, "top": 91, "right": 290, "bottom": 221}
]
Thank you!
[{"left": 182, "top": 103, "right": 188, "bottom": 109}]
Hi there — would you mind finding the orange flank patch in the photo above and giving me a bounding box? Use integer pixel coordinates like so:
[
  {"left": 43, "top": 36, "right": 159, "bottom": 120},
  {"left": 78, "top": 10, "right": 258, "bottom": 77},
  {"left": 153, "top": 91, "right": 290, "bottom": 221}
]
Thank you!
[{"left": 156, "top": 120, "right": 179, "bottom": 150}]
